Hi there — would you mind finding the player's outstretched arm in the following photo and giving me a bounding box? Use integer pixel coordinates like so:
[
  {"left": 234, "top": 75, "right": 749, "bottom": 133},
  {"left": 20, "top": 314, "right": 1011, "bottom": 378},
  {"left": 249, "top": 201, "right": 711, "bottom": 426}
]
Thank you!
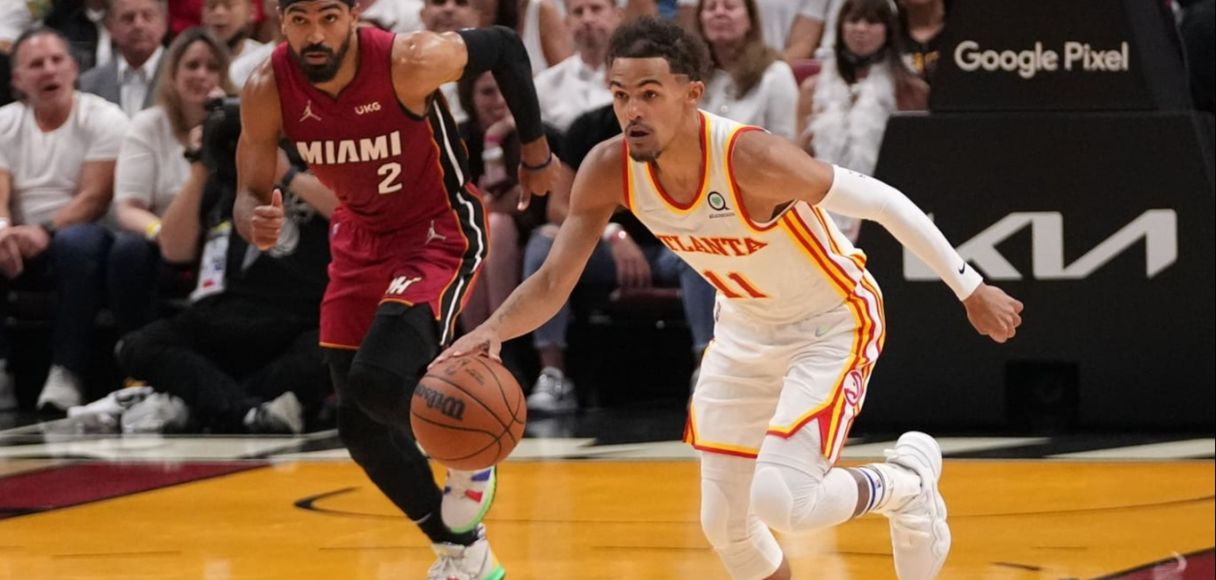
[
  {"left": 732, "top": 131, "right": 1024, "bottom": 342},
  {"left": 434, "top": 139, "right": 625, "bottom": 364},
  {"left": 234, "top": 61, "right": 286, "bottom": 250},
  {"left": 393, "top": 27, "right": 557, "bottom": 208}
]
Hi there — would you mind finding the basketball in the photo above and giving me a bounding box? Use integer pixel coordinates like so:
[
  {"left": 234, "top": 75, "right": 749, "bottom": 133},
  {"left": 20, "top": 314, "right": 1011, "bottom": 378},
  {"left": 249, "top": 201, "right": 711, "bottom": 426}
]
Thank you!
[{"left": 410, "top": 355, "right": 527, "bottom": 470}]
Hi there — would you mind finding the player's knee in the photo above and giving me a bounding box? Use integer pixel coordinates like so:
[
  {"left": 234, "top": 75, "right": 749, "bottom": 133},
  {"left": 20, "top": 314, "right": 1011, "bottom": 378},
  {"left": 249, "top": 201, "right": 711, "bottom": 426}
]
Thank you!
[
  {"left": 752, "top": 463, "right": 832, "bottom": 535},
  {"left": 346, "top": 361, "right": 411, "bottom": 426},
  {"left": 750, "top": 465, "right": 799, "bottom": 533},
  {"left": 702, "top": 478, "right": 784, "bottom": 579},
  {"left": 337, "top": 405, "right": 425, "bottom": 471}
]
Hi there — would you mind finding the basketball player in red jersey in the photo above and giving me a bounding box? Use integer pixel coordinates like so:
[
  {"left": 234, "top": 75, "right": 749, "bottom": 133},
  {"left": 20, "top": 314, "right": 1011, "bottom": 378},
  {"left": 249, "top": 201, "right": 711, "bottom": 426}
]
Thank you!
[
  {"left": 233, "top": 1, "right": 559, "bottom": 577},
  {"left": 439, "top": 18, "right": 1022, "bottom": 580}
]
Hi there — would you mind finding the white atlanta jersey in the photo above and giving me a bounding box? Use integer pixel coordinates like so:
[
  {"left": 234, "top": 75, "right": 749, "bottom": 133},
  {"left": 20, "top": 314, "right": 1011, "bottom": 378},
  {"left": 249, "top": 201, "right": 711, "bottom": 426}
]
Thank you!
[
  {"left": 624, "top": 110, "right": 884, "bottom": 328},
  {"left": 625, "top": 111, "right": 888, "bottom": 462}
]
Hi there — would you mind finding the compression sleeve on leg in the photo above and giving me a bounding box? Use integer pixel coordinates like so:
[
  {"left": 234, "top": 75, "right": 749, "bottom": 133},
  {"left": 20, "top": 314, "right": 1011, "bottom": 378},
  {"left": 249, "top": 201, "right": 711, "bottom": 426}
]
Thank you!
[
  {"left": 818, "top": 165, "right": 983, "bottom": 300},
  {"left": 456, "top": 26, "right": 545, "bottom": 144}
]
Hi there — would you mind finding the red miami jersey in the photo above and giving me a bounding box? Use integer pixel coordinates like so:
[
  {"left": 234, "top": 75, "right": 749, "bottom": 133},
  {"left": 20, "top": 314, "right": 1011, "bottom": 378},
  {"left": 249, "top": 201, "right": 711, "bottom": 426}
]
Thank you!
[
  {"left": 272, "top": 27, "right": 487, "bottom": 348},
  {"left": 272, "top": 26, "right": 478, "bottom": 235}
]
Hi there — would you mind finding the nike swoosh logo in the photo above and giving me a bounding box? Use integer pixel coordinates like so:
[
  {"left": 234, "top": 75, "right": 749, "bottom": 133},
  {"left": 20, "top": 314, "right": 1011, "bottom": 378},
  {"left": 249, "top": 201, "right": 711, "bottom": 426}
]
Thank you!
[{"left": 958, "top": 263, "right": 967, "bottom": 275}]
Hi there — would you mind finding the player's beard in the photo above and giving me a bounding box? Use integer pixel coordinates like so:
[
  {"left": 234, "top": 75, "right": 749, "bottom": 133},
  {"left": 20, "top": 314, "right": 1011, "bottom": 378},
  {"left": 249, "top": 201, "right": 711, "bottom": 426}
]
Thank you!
[
  {"left": 628, "top": 148, "right": 661, "bottom": 163},
  {"left": 291, "top": 30, "right": 353, "bottom": 84}
]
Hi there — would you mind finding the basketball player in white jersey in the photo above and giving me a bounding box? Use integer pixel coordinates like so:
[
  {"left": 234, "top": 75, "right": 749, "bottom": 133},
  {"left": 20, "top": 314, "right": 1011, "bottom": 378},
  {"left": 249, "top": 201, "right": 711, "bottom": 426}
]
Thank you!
[{"left": 436, "top": 17, "right": 1022, "bottom": 580}]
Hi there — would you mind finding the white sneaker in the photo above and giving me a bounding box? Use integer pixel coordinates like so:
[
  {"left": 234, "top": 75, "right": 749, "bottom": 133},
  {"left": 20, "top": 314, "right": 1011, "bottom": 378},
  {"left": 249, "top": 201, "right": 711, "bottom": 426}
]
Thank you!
[
  {"left": 882, "top": 431, "right": 951, "bottom": 580},
  {"left": 0, "top": 369, "right": 16, "bottom": 412},
  {"left": 442, "top": 467, "right": 497, "bottom": 533},
  {"left": 36, "top": 365, "right": 83, "bottom": 412},
  {"left": 428, "top": 525, "right": 505, "bottom": 580},
  {"left": 525, "top": 367, "right": 577, "bottom": 414},
  {"left": 121, "top": 393, "right": 190, "bottom": 433},
  {"left": 66, "top": 386, "right": 155, "bottom": 429},
  {"left": 247, "top": 391, "right": 304, "bottom": 434}
]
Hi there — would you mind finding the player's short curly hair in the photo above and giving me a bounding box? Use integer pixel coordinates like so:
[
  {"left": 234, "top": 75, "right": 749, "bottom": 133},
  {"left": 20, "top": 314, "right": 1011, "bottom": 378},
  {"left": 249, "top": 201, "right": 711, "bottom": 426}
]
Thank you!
[{"left": 607, "top": 16, "right": 711, "bottom": 82}]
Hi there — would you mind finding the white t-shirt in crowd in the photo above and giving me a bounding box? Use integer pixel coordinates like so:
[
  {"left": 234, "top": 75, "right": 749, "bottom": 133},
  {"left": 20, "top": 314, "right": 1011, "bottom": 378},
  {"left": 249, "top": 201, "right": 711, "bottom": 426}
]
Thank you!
[
  {"left": 700, "top": 60, "right": 799, "bottom": 141},
  {"left": 114, "top": 106, "right": 189, "bottom": 217},
  {"left": 0, "top": 93, "right": 130, "bottom": 226},
  {"left": 229, "top": 39, "right": 275, "bottom": 89},
  {"left": 0, "top": 3, "right": 32, "bottom": 45},
  {"left": 522, "top": 0, "right": 550, "bottom": 75},
  {"left": 680, "top": 0, "right": 827, "bottom": 53},
  {"left": 439, "top": 82, "right": 468, "bottom": 125},
  {"left": 360, "top": 0, "right": 424, "bottom": 34},
  {"left": 533, "top": 55, "right": 612, "bottom": 132}
]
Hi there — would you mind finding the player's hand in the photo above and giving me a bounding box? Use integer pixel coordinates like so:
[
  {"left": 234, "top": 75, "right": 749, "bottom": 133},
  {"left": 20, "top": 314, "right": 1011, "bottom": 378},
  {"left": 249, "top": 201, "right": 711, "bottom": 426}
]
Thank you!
[
  {"left": 963, "top": 283, "right": 1024, "bottom": 343},
  {"left": 610, "top": 234, "right": 652, "bottom": 288},
  {"left": 432, "top": 326, "right": 503, "bottom": 369},
  {"left": 516, "top": 148, "right": 561, "bottom": 211},
  {"left": 251, "top": 188, "right": 284, "bottom": 251}
]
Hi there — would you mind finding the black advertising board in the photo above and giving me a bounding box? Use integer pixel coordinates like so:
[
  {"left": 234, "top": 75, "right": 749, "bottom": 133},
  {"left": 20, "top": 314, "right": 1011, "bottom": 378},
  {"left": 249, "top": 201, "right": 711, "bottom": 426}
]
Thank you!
[
  {"left": 863, "top": 111, "right": 1214, "bottom": 429},
  {"left": 930, "top": 0, "right": 1191, "bottom": 112}
]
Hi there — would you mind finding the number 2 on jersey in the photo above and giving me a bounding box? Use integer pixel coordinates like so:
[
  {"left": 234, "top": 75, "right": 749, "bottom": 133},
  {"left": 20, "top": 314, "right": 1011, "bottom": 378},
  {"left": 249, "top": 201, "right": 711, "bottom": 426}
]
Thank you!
[
  {"left": 377, "top": 162, "right": 403, "bottom": 194},
  {"left": 703, "top": 270, "right": 769, "bottom": 299}
]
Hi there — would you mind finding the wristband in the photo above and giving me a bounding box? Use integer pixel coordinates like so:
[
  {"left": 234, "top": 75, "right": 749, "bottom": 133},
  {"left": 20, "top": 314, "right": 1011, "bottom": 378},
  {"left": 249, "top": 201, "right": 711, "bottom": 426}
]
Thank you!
[
  {"left": 278, "top": 166, "right": 300, "bottom": 192},
  {"left": 0, "top": 218, "right": 9, "bottom": 231},
  {"left": 520, "top": 151, "right": 554, "bottom": 172},
  {"left": 145, "top": 220, "right": 162, "bottom": 241}
]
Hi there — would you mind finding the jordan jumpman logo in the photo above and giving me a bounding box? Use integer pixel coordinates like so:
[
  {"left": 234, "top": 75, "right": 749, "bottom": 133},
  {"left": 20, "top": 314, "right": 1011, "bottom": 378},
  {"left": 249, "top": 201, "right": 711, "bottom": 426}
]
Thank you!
[
  {"left": 299, "top": 100, "right": 321, "bottom": 123},
  {"left": 425, "top": 220, "right": 447, "bottom": 245}
]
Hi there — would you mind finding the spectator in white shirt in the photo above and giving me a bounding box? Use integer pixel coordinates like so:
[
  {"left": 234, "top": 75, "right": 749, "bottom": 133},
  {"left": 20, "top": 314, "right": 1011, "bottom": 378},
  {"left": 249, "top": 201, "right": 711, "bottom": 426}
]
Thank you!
[
  {"left": 696, "top": 0, "right": 799, "bottom": 140},
  {"left": 478, "top": 0, "right": 573, "bottom": 75},
  {"left": 79, "top": 0, "right": 168, "bottom": 117},
  {"left": 109, "top": 27, "right": 235, "bottom": 334},
  {"left": 421, "top": 0, "right": 483, "bottom": 124},
  {"left": 0, "top": 28, "right": 130, "bottom": 413},
  {"left": 0, "top": 2, "right": 34, "bottom": 57},
  {"left": 203, "top": 0, "right": 271, "bottom": 88},
  {"left": 532, "top": 0, "right": 621, "bottom": 132},
  {"left": 359, "top": 0, "right": 425, "bottom": 33},
  {"left": 680, "top": 0, "right": 826, "bottom": 60}
]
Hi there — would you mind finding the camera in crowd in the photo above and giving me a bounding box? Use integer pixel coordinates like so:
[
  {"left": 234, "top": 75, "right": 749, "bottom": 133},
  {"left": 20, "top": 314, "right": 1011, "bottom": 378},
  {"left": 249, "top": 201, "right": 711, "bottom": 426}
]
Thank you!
[{"left": 200, "top": 96, "right": 243, "bottom": 185}]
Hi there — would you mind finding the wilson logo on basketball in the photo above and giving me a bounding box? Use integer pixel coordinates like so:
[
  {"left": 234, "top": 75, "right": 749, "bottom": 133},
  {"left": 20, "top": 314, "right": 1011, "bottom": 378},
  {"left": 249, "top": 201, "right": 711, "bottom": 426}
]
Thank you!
[{"left": 414, "top": 384, "right": 466, "bottom": 420}]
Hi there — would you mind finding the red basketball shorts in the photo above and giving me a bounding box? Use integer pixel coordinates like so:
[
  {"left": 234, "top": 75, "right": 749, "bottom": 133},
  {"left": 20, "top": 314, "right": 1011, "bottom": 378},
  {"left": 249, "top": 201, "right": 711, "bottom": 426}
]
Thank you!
[{"left": 319, "top": 207, "right": 487, "bottom": 350}]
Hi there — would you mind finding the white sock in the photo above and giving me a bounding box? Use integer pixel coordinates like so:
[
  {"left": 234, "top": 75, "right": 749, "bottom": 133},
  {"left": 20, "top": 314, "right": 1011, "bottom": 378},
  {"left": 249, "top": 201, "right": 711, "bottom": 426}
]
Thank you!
[{"left": 864, "top": 462, "right": 921, "bottom": 514}]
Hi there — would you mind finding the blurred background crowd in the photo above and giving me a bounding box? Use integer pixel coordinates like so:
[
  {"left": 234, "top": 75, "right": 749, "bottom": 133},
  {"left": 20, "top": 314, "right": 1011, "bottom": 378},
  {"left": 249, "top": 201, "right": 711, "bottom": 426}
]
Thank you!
[{"left": 0, "top": 0, "right": 1212, "bottom": 434}]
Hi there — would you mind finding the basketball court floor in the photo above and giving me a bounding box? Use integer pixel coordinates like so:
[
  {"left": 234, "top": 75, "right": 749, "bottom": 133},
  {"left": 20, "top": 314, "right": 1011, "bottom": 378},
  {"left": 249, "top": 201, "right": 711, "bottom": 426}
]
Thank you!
[{"left": 0, "top": 409, "right": 1212, "bottom": 579}]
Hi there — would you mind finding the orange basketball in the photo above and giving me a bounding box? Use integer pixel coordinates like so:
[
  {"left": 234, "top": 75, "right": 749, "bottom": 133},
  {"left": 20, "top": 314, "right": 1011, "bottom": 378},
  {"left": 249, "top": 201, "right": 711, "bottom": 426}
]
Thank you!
[{"left": 411, "top": 355, "right": 527, "bottom": 470}]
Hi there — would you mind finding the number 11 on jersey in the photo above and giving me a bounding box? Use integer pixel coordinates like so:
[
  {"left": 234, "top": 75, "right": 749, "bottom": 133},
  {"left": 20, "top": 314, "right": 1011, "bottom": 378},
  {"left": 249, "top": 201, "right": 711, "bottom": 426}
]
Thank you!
[{"left": 703, "top": 270, "right": 769, "bottom": 299}]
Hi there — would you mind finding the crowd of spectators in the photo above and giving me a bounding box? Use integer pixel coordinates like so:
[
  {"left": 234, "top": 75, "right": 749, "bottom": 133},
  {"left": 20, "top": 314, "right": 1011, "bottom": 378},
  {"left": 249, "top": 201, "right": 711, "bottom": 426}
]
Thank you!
[{"left": 0, "top": 0, "right": 1210, "bottom": 423}]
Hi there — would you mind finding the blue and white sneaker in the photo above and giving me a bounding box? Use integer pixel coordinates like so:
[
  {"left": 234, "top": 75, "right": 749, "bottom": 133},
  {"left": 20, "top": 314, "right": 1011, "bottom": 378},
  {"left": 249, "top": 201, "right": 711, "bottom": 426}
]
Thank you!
[{"left": 442, "top": 467, "right": 497, "bottom": 534}]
